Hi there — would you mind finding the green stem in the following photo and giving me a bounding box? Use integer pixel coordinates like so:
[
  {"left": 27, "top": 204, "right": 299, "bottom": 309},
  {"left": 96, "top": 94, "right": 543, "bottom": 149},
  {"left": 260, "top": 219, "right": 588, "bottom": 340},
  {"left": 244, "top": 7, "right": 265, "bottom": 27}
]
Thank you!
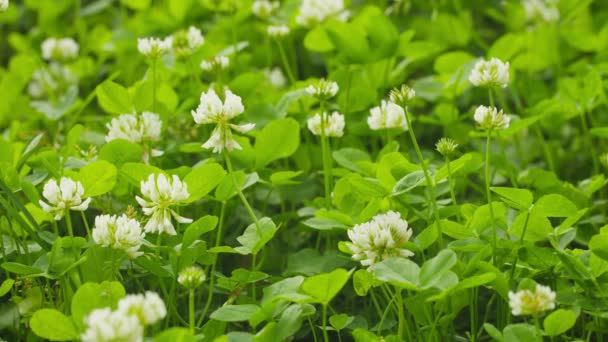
[
  {"left": 445, "top": 155, "right": 460, "bottom": 221},
  {"left": 485, "top": 132, "right": 497, "bottom": 265},
  {"left": 65, "top": 211, "right": 74, "bottom": 237},
  {"left": 276, "top": 40, "right": 296, "bottom": 85},
  {"left": 508, "top": 211, "right": 530, "bottom": 282},
  {"left": 403, "top": 108, "right": 443, "bottom": 247},
  {"left": 581, "top": 111, "right": 599, "bottom": 175},
  {"left": 152, "top": 58, "right": 158, "bottom": 111},
  {"left": 396, "top": 288, "right": 406, "bottom": 339},
  {"left": 322, "top": 304, "right": 330, "bottom": 342},
  {"left": 80, "top": 211, "right": 91, "bottom": 239},
  {"left": 198, "top": 201, "right": 226, "bottom": 326},
  {"left": 319, "top": 106, "right": 333, "bottom": 209},
  {"left": 188, "top": 289, "right": 195, "bottom": 331},
  {"left": 223, "top": 151, "right": 261, "bottom": 233},
  {"left": 533, "top": 315, "right": 542, "bottom": 339}
]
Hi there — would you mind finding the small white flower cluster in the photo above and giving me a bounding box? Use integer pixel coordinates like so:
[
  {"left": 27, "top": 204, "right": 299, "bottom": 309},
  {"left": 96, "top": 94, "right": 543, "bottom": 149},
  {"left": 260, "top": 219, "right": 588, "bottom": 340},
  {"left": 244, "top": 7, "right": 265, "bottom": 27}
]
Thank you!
[
  {"left": 170, "top": 26, "right": 205, "bottom": 58},
  {"left": 41, "top": 38, "right": 79, "bottom": 62},
  {"left": 469, "top": 58, "right": 510, "bottom": 88},
  {"left": 474, "top": 105, "right": 510, "bottom": 130},
  {"left": 136, "top": 174, "right": 192, "bottom": 235},
  {"left": 105, "top": 112, "right": 162, "bottom": 144},
  {"left": 28, "top": 63, "right": 78, "bottom": 99},
  {"left": 252, "top": 0, "right": 279, "bottom": 20},
  {"left": 137, "top": 37, "right": 172, "bottom": 59},
  {"left": 39, "top": 177, "right": 91, "bottom": 220},
  {"left": 305, "top": 79, "right": 339, "bottom": 100},
  {"left": 178, "top": 265, "right": 207, "bottom": 289},
  {"left": 191, "top": 88, "right": 255, "bottom": 153},
  {"left": 267, "top": 25, "right": 290, "bottom": 38},
  {"left": 81, "top": 308, "right": 143, "bottom": 342},
  {"left": 264, "top": 67, "right": 287, "bottom": 88},
  {"left": 307, "top": 112, "right": 345, "bottom": 137},
  {"left": 346, "top": 211, "right": 414, "bottom": 267},
  {"left": 200, "top": 56, "right": 230, "bottom": 73},
  {"left": 389, "top": 85, "right": 416, "bottom": 108},
  {"left": 435, "top": 137, "right": 459, "bottom": 156},
  {"left": 508, "top": 283, "right": 556, "bottom": 316},
  {"left": 81, "top": 292, "right": 166, "bottom": 342},
  {"left": 92, "top": 214, "right": 145, "bottom": 258},
  {"left": 297, "top": 0, "right": 347, "bottom": 27},
  {"left": 522, "top": 0, "right": 559, "bottom": 23},
  {"left": 368, "top": 100, "right": 408, "bottom": 131},
  {"left": 1, "top": 0, "right": 8, "bottom": 12}
]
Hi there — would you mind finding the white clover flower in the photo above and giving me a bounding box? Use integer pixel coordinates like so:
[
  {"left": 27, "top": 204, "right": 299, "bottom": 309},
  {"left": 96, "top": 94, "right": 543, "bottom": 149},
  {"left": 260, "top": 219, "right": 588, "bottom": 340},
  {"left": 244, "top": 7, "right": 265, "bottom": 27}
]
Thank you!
[
  {"left": 39, "top": 177, "right": 91, "bottom": 220},
  {"left": 187, "top": 26, "right": 204, "bottom": 50},
  {"left": 81, "top": 308, "right": 143, "bottom": 342},
  {"left": 28, "top": 63, "right": 78, "bottom": 99},
  {"left": 389, "top": 85, "right": 416, "bottom": 108},
  {"left": 267, "top": 25, "right": 290, "bottom": 38},
  {"left": 191, "top": 88, "right": 255, "bottom": 153},
  {"left": 368, "top": 100, "right": 408, "bottom": 131},
  {"left": 297, "top": 0, "right": 347, "bottom": 27},
  {"left": 473, "top": 105, "right": 510, "bottom": 130},
  {"left": 346, "top": 211, "right": 414, "bottom": 267},
  {"left": 305, "top": 79, "right": 339, "bottom": 100},
  {"left": 171, "top": 26, "right": 204, "bottom": 58},
  {"left": 117, "top": 291, "right": 167, "bottom": 325},
  {"left": 469, "top": 58, "right": 510, "bottom": 88},
  {"left": 523, "top": 0, "right": 559, "bottom": 23},
  {"left": 105, "top": 112, "right": 162, "bottom": 144},
  {"left": 200, "top": 56, "right": 230, "bottom": 72},
  {"left": 41, "top": 38, "right": 79, "bottom": 61},
  {"left": 178, "top": 265, "right": 207, "bottom": 289},
  {"left": 264, "top": 67, "right": 287, "bottom": 88},
  {"left": 0, "top": 0, "right": 8, "bottom": 11},
  {"left": 307, "top": 112, "right": 345, "bottom": 137},
  {"left": 92, "top": 214, "right": 145, "bottom": 258},
  {"left": 252, "top": 0, "right": 279, "bottom": 19},
  {"left": 509, "top": 284, "right": 556, "bottom": 316},
  {"left": 435, "top": 137, "right": 459, "bottom": 156},
  {"left": 137, "top": 37, "right": 172, "bottom": 58},
  {"left": 135, "top": 174, "right": 192, "bottom": 235}
]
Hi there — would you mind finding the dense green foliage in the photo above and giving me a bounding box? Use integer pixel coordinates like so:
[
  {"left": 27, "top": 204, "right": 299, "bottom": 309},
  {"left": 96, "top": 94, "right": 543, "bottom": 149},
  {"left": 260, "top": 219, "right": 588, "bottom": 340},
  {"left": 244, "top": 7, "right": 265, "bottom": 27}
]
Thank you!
[{"left": 1, "top": 0, "right": 608, "bottom": 341}]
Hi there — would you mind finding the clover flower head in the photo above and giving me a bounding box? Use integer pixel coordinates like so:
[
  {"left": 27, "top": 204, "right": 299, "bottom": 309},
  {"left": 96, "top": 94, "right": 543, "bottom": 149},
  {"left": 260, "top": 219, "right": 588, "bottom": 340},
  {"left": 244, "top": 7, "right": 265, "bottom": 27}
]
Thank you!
[
  {"left": 368, "top": 100, "right": 408, "bottom": 131},
  {"left": 474, "top": 105, "right": 510, "bottom": 130},
  {"left": 137, "top": 37, "right": 172, "bottom": 58},
  {"left": 41, "top": 38, "right": 79, "bottom": 61},
  {"left": 264, "top": 67, "right": 287, "bottom": 88},
  {"left": 509, "top": 283, "right": 556, "bottom": 316},
  {"left": 200, "top": 55, "right": 230, "bottom": 73},
  {"left": 523, "top": 0, "right": 559, "bottom": 23},
  {"left": 135, "top": 174, "right": 192, "bottom": 235},
  {"left": 305, "top": 79, "right": 339, "bottom": 100},
  {"left": 252, "top": 0, "right": 279, "bottom": 20},
  {"left": 117, "top": 291, "right": 167, "bottom": 325},
  {"left": 171, "top": 26, "right": 204, "bottom": 58},
  {"left": 81, "top": 308, "right": 143, "bottom": 342},
  {"left": 296, "top": 0, "right": 347, "bottom": 27},
  {"left": 346, "top": 211, "right": 414, "bottom": 267},
  {"left": 39, "top": 177, "right": 91, "bottom": 220},
  {"left": 307, "top": 111, "right": 345, "bottom": 137},
  {"left": 0, "top": 0, "right": 8, "bottom": 11},
  {"left": 92, "top": 214, "right": 145, "bottom": 258},
  {"left": 469, "top": 58, "right": 510, "bottom": 88},
  {"left": 191, "top": 88, "right": 255, "bottom": 153},
  {"left": 436, "top": 137, "right": 459, "bottom": 156},
  {"left": 389, "top": 85, "right": 416, "bottom": 108},
  {"left": 178, "top": 265, "right": 207, "bottom": 289},
  {"left": 105, "top": 112, "right": 162, "bottom": 144},
  {"left": 267, "top": 25, "right": 290, "bottom": 38},
  {"left": 28, "top": 63, "right": 78, "bottom": 99}
]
